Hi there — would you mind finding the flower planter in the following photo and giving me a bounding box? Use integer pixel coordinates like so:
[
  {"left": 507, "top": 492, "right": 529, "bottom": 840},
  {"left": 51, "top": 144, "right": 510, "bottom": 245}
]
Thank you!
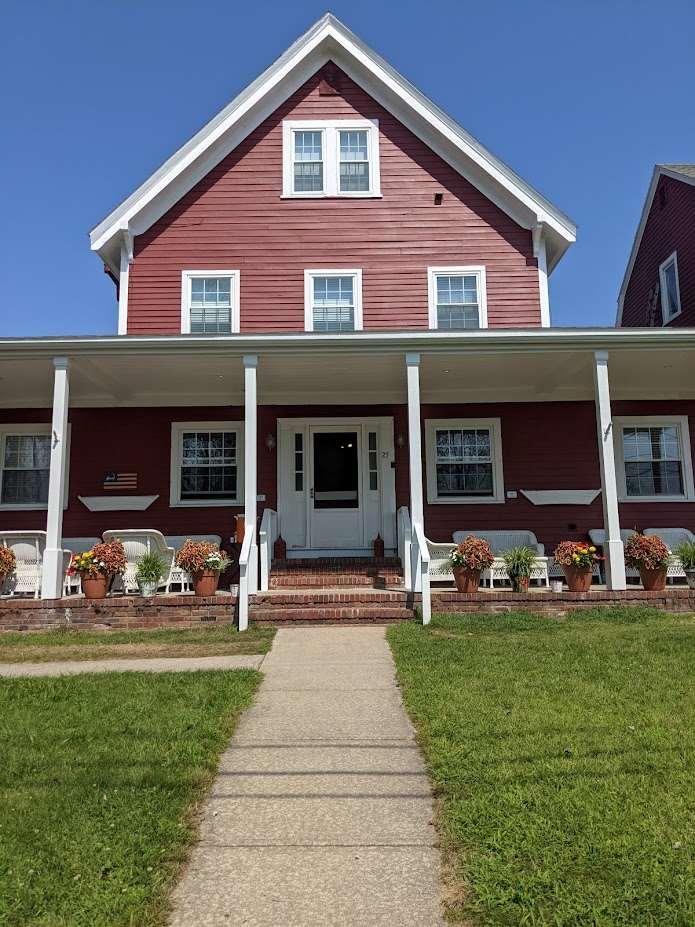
[
  {"left": 562, "top": 565, "right": 593, "bottom": 593},
  {"left": 510, "top": 575, "right": 530, "bottom": 593},
  {"left": 137, "top": 579, "right": 159, "bottom": 597},
  {"left": 638, "top": 566, "right": 668, "bottom": 592},
  {"left": 452, "top": 567, "right": 482, "bottom": 593},
  {"left": 81, "top": 575, "right": 110, "bottom": 600},
  {"left": 685, "top": 570, "right": 695, "bottom": 590},
  {"left": 192, "top": 570, "right": 219, "bottom": 597}
]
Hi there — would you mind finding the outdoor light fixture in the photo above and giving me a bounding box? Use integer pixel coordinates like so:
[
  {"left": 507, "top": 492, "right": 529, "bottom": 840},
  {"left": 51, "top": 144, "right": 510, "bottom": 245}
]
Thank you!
[
  {"left": 265, "top": 433, "right": 276, "bottom": 451},
  {"left": 396, "top": 434, "right": 405, "bottom": 447}
]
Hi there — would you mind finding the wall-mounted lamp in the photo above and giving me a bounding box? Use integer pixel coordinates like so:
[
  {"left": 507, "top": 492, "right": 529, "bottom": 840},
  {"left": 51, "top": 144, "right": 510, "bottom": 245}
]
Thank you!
[
  {"left": 265, "top": 433, "right": 276, "bottom": 451},
  {"left": 396, "top": 433, "right": 406, "bottom": 448}
]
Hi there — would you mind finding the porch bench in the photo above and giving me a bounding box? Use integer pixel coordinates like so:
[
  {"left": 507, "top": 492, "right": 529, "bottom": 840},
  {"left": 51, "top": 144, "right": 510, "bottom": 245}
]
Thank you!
[
  {"left": 644, "top": 528, "right": 695, "bottom": 581},
  {"left": 429, "top": 530, "right": 549, "bottom": 589}
]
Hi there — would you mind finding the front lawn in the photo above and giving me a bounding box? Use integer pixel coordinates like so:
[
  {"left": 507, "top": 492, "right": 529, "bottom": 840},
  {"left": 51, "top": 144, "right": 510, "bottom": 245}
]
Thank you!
[
  {"left": 388, "top": 607, "right": 695, "bottom": 926},
  {"left": 0, "top": 625, "right": 275, "bottom": 662},
  {"left": 0, "top": 669, "right": 261, "bottom": 926}
]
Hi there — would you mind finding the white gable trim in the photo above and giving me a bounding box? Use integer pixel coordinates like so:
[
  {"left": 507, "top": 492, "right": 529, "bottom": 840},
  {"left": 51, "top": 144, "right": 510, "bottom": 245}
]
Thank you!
[{"left": 90, "top": 14, "right": 575, "bottom": 274}]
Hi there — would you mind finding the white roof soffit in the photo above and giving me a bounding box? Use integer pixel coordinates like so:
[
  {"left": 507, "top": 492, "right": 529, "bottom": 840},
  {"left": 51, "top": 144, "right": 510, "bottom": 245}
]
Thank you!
[{"left": 90, "top": 14, "right": 576, "bottom": 274}]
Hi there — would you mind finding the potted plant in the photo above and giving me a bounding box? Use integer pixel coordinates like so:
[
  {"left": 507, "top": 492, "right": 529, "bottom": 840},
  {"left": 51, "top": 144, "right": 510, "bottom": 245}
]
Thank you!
[
  {"left": 68, "top": 539, "right": 126, "bottom": 600},
  {"left": 0, "top": 546, "right": 16, "bottom": 592},
  {"left": 135, "top": 552, "right": 165, "bottom": 597},
  {"left": 554, "top": 541, "right": 600, "bottom": 592},
  {"left": 448, "top": 536, "right": 494, "bottom": 592},
  {"left": 502, "top": 546, "right": 537, "bottom": 593},
  {"left": 674, "top": 540, "right": 695, "bottom": 589},
  {"left": 624, "top": 533, "right": 671, "bottom": 591},
  {"left": 175, "top": 540, "right": 230, "bottom": 597}
]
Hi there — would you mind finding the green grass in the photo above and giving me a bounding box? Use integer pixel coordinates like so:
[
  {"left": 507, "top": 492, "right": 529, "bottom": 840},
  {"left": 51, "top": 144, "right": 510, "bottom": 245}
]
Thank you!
[
  {"left": 388, "top": 607, "right": 695, "bottom": 926},
  {"left": 0, "top": 625, "right": 275, "bottom": 662},
  {"left": 0, "top": 669, "right": 261, "bottom": 926}
]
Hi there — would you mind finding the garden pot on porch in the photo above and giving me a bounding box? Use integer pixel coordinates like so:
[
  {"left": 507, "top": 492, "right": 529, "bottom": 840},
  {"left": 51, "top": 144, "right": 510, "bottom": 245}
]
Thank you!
[
  {"left": 193, "top": 570, "right": 219, "bottom": 597},
  {"left": 510, "top": 575, "right": 530, "bottom": 593},
  {"left": 685, "top": 570, "right": 695, "bottom": 590},
  {"left": 638, "top": 566, "right": 667, "bottom": 592},
  {"left": 452, "top": 567, "right": 481, "bottom": 593},
  {"left": 81, "top": 575, "right": 109, "bottom": 600},
  {"left": 562, "top": 565, "right": 593, "bottom": 593}
]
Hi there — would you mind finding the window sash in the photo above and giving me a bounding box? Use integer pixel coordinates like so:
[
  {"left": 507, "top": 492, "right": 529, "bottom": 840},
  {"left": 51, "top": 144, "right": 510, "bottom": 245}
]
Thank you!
[
  {"left": 434, "top": 428, "right": 493, "bottom": 497},
  {"left": 622, "top": 426, "right": 685, "bottom": 497},
  {"left": 180, "top": 431, "right": 237, "bottom": 500},
  {"left": 339, "top": 130, "right": 370, "bottom": 192},
  {"left": 0, "top": 434, "right": 51, "bottom": 505},
  {"left": 188, "top": 276, "right": 233, "bottom": 334},
  {"left": 311, "top": 275, "right": 355, "bottom": 332},
  {"left": 435, "top": 274, "right": 480, "bottom": 330},
  {"left": 293, "top": 130, "right": 324, "bottom": 193},
  {"left": 661, "top": 259, "right": 680, "bottom": 319}
]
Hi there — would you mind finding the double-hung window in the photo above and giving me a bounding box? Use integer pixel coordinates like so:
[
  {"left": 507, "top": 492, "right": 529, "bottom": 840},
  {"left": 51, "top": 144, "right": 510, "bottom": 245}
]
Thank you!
[
  {"left": 304, "top": 269, "right": 363, "bottom": 332},
  {"left": 425, "top": 419, "right": 504, "bottom": 504},
  {"left": 659, "top": 252, "right": 681, "bottom": 324},
  {"left": 181, "top": 271, "right": 240, "bottom": 334},
  {"left": 614, "top": 416, "right": 694, "bottom": 502},
  {"left": 170, "top": 422, "right": 243, "bottom": 506},
  {"left": 283, "top": 120, "right": 380, "bottom": 197},
  {"left": 0, "top": 426, "right": 57, "bottom": 509},
  {"left": 427, "top": 267, "right": 487, "bottom": 330}
]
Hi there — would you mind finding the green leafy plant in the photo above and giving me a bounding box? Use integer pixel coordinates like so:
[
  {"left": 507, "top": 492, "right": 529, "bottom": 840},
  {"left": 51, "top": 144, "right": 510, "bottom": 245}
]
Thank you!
[
  {"left": 136, "top": 552, "right": 166, "bottom": 584},
  {"left": 502, "top": 545, "right": 537, "bottom": 579},
  {"left": 674, "top": 540, "right": 695, "bottom": 571}
]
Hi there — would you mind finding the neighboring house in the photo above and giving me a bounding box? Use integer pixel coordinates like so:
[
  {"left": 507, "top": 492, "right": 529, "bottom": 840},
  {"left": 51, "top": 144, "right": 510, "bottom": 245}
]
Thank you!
[
  {"left": 618, "top": 164, "right": 695, "bottom": 327},
  {"left": 1, "top": 14, "right": 694, "bottom": 613}
]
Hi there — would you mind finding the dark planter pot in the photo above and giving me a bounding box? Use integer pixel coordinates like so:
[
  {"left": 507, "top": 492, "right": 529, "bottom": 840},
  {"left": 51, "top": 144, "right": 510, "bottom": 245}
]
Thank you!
[
  {"left": 510, "top": 574, "right": 530, "bottom": 593},
  {"left": 82, "top": 574, "right": 110, "bottom": 600},
  {"left": 685, "top": 570, "right": 695, "bottom": 590},
  {"left": 452, "top": 566, "right": 482, "bottom": 593},
  {"left": 638, "top": 566, "right": 668, "bottom": 592},
  {"left": 193, "top": 570, "right": 219, "bottom": 597},
  {"left": 562, "top": 565, "right": 593, "bottom": 593}
]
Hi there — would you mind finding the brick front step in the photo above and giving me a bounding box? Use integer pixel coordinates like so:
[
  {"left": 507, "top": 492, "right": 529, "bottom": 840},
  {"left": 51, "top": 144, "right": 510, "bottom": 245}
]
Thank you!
[
  {"left": 249, "top": 587, "right": 414, "bottom": 624},
  {"left": 269, "top": 557, "right": 404, "bottom": 589},
  {"left": 250, "top": 606, "right": 415, "bottom": 624}
]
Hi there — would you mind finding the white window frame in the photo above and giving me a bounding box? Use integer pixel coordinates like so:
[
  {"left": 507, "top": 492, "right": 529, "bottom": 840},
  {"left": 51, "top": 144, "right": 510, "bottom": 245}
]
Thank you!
[
  {"left": 613, "top": 415, "right": 695, "bottom": 503},
  {"left": 180, "top": 270, "right": 240, "bottom": 334},
  {"left": 0, "top": 424, "right": 70, "bottom": 511},
  {"left": 282, "top": 120, "right": 381, "bottom": 198},
  {"left": 304, "top": 269, "right": 364, "bottom": 332},
  {"left": 425, "top": 418, "right": 505, "bottom": 504},
  {"left": 658, "top": 251, "right": 682, "bottom": 325},
  {"left": 427, "top": 266, "right": 488, "bottom": 330},
  {"left": 170, "top": 421, "right": 244, "bottom": 507}
]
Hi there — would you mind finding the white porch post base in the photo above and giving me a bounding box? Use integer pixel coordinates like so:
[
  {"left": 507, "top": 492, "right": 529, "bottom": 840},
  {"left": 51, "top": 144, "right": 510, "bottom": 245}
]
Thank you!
[
  {"left": 244, "top": 355, "right": 258, "bottom": 596},
  {"left": 603, "top": 538, "right": 627, "bottom": 590},
  {"left": 406, "top": 353, "right": 424, "bottom": 594},
  {"left": 42, "top": 356, "right": 70, "bottom": 599}
]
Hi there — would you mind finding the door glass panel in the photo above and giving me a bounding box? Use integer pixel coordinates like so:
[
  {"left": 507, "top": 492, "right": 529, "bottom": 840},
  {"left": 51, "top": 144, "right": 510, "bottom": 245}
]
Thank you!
[{"left": 313, "top": 432, "right": 359, "bottom": 509}]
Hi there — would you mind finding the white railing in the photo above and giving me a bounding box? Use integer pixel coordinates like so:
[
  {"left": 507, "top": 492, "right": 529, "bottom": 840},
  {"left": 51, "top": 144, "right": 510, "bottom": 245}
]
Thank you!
[
  {"left": 412, "top": 522, "right": 431, "bottom": 625},
  {"left": 259, "top": 508, "right": 278, "bottom": 592},
  {"left": 397, "top": 506, "right": 412, "bottom": 591},
  {"left": 238, "top": 522, "right": 256, "bottom": 631}
]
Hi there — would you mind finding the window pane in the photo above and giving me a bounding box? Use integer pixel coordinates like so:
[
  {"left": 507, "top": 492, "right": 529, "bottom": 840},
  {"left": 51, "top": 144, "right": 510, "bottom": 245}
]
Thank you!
[
  {"left": 294, "top": 131, "right": 322, "bottom": 161},
  {"left": 434, "top": 428, "right": 493, "bottom": 497},
  {"left": 189, "top": 276, "right": 233, "bottom": 333},
  {"left": 622, "top": 425, "right": 685, "bottom": 496},
  {"left": 435, "top": 274, "right": 480, "bottom": 329},
  {"left": 179, "top": 431, "right": 237, "bottom": 499},
  {"left": 339, "top": 130, "right": 370, "bottom": 192},
  {"left": 312, "top": 275, "right": 355, "bottom": 331},
  {"left": 662, "top": 260, "right": 680, "bottom": 318},
  {"left": 1, "top": 435, "right": 51, "bottom": 505},
  {"left": 294, "top": 131, "right": 323, "bottom": 193}
]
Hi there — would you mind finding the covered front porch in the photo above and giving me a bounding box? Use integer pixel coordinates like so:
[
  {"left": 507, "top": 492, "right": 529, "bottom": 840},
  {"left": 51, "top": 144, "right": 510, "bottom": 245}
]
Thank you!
[{"left": 1, "top": 328, "right": 694, "bottom": 626}]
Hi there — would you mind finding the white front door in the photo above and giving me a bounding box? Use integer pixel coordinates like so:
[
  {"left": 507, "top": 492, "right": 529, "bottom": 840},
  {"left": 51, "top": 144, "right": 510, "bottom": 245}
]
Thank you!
[{"left": 277, "top": 417, "right": 396, "bottom": 556}]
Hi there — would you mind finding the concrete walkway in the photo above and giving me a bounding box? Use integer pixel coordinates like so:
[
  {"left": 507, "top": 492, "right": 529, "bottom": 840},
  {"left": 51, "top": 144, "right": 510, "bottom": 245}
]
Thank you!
[
  {"left": 168, "top": 626, "right": 444, "bottom": 926},
  {"left": 0, "top": 654, "right": 264, "bottom": 677}
]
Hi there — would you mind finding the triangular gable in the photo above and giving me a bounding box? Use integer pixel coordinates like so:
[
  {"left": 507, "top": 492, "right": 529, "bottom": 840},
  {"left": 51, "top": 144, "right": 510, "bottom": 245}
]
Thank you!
[{"left": 90, "top": 13, "right": 576, "bottom": 275}]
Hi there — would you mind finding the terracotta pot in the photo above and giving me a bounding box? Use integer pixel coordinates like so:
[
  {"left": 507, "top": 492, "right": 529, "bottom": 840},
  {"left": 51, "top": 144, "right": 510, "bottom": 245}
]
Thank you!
[
  {"left": 638, "top": 566, "right": 668, "bottom": 592},
  {"left": 510, "top": 574, "right": 530, "bottom": 593},
  {"left": 452, "top": 566, "right": 481, "bottom": 593},
  {"left": 193, "top": 569, "right": 219, "bottom": 597},
  {"left": 562, "top": 565, "right": 593, "bottom": 593},
  {"left": 82, "top": 574, "right": 110, "bottom": 600}
]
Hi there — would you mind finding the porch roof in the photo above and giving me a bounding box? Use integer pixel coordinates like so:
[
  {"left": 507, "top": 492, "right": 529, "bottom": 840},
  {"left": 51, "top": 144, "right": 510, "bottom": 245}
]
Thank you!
[{"left": 1, "top": 327, "right": 694, "bottom": 407}]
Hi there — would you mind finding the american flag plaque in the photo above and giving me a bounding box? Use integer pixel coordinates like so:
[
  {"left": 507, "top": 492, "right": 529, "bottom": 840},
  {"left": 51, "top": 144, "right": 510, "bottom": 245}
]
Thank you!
[{"left": 103, "top": 472, "right": 138, "bottom": 491}]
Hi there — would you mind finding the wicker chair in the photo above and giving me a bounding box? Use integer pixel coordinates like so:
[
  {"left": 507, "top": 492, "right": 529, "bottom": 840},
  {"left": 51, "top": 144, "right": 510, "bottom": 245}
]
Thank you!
[
  {"left": 102, "top": 530, "right": 175, "bottom": 594},
  {"left": 429, "top": 530, "right": 549, "bottom": 588},
  {"left": 0, "top": 531, "right": 46, "bottom": 598}
]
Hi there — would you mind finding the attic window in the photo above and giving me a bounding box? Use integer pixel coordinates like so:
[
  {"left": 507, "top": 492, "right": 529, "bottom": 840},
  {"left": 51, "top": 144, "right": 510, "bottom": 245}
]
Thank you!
[{"left": 282, "top": 120, "right": 381, "bottom": 198}]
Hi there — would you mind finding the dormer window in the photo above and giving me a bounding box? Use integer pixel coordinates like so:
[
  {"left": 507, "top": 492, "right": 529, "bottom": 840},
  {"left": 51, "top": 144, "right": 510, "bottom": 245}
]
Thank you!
[
  {"left": 181, "top": 270, "right": 240, "bottom": 334},
  {"left": 283, "top": 121, "right": 380, "bottom": 198},
  {"left": 659, "top": 252, "right": 681, "bottom": 324}
]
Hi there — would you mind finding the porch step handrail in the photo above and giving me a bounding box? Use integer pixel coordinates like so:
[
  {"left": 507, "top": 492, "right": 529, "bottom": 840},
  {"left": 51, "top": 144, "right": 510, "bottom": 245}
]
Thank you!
[
  {"left": 238, "top": 522, "right": 256, "bottom": 631},
  {"left": 397, "top": 506, "right": 412, "bottom": 590},
  {"left": 259, "top": 508, "right": 278, "bottom": 592},
  {"left": 412, "top": 521, "right": 431, "bottom": 625}
]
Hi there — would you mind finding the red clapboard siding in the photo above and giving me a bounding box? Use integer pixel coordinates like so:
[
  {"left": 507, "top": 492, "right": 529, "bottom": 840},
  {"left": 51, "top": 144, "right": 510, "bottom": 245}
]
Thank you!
[
  {"left": 2, "top": 401, "right": 693, "bottom": 554},
  {"left": 621, "top": 174, "right": 695, "bottom": 327},
  {"left": 127, "top": 64, "right": 542, "bottom": 334}
]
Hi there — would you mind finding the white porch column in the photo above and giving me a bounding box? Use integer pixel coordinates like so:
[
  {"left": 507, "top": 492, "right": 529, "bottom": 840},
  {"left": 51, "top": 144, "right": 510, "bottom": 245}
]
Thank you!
[
  {"left": 243, "top": 355, "right": 258, "bottom": 593},
  {"left": 406, "top": 353, "right": 424, "bottom": 591},
  {"left": 41, "top": 357, "right": 70, "bottom": 599},
  {"left": 593, "top": 350, "right": 626, "bottom": 590}
]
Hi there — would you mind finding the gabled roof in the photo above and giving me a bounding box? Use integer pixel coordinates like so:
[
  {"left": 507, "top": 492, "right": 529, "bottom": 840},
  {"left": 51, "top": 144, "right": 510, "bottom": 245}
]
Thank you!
[
  {"left": 90, "top": 13, "right": 576, "bottom": 274},
  {"left": 617, "top": 163, "right": 695, "bottom": 323}
]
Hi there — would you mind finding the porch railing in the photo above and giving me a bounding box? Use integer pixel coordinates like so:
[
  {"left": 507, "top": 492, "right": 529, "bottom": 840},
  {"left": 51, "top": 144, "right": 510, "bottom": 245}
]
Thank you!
[
  {"left": 259, "top": 508, "right": 278, "bottom": 592},
  {"left": 238, "top": 522, "right": 256, "bottom": 632},
  {"left": 412, "top": 521, "right": 431, "bottom": 625},
  {"left": 397, "top": 506, "right": 412, "bottom": 590}
]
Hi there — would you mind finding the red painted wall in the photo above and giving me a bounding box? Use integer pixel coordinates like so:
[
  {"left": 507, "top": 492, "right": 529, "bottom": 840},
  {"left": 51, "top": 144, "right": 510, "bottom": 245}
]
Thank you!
[
  {"left": 127, "top": 64, "right": 542, "bottom": 334},
  {"left": 621, "top": 174, "right": 695, "bottom": 327},
  {"left": 2, "top": 402, "right": 693, "bottom": 555}
]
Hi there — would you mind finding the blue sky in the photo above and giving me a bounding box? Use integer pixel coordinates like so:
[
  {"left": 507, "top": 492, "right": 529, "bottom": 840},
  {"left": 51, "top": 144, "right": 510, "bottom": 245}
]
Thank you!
[{"left": 2, "top": 0, "right": 694, "bottom": 336}]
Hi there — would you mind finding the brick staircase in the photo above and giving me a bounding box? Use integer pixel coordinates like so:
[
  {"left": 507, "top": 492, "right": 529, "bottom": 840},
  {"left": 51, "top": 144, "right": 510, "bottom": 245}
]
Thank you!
[{"left": 250, "top": 557, "right": 415, "bottom": 623}]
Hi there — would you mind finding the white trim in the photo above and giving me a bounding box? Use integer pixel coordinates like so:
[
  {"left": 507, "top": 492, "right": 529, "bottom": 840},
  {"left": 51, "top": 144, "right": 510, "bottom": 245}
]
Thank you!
[
  {"left": 169, "top": 420, "right": 244, "bottom": 507},
  {"left": 42, "top": 357, "right": 71, "bottom": 598},
  {"left": 180, "top": 270, "right": 240, "bottom": 334},
  {"left": 282, "top": 119, "right": 381, "bottom": 198},
  {"left": 593, "top": 351, "right": 626, "bottom": 589},
  {"left": 243, "top": 355, "right": 258, "bottom": 593},
  {"left": 520, "top": 489, "right": 601, "bottom": 506},
  {"left": 533, "top": 226, "right": 551, "bottom": 327},
  {"left": 427, "top": 266, "right": 488, "bottom": 330},
  {"left": 78, "top": 495, "right": 159, "bottom": 511},
  {"left": 304, "top": 269, "right": 363, "bottom": 331},
  {"left": 0, "top": 421, "right": 71, "bottom": 511},
  {"left": 117, "top": 241, "right": 130, "bottom": 335},
  {"left": 613, "top": 414, "right": 695, "bottom": 503},
  {"left": 425, "top": 417, "right": 505, "bottom": 504},
  {"left": 89, "top": 14, "right": 575, "bottom": 271},
  {"left": 658, "top": 251, "right": 682, "bottom": 325}
]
